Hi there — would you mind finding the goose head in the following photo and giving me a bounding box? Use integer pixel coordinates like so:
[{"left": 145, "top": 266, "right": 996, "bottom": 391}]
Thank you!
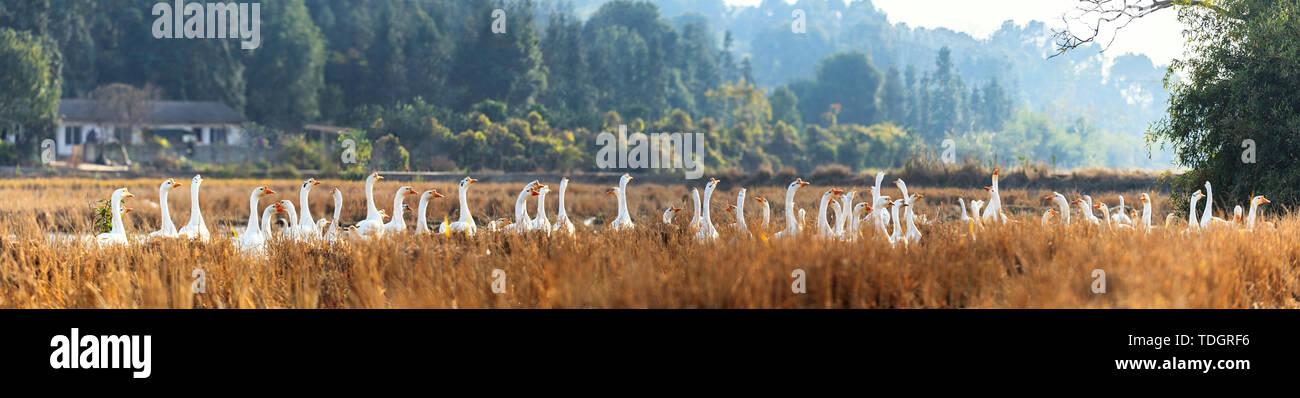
[
  {"left": 1233, "top": 205, "right": 1243, "bottom": 224},
  {"left": 1191, "top": 190, "right": 1204, "bottom": 202},
  {"left": 161, "top": 178, "right": 181, "bottom": 191},
  {"left": 853, "top": 202, "right": 868, "bottom": 216},
  {"left": 254, "top": 185, "right": 275, "bottom": 197},
  {"left": 111, "top": 188, "right": 135, "bottom": 202},
  {"left": 1140, "top": 193, "right": 1151, "bottom": 205},
  {"left": 460, "top": 176, "right": 478, "bottom": 189},
  {"left": 422, "top": 189, "right": 445, "bottom": 201},
  {"left": 789, "top": 178, "right": 809, "bottom": 190},
  {"left": 273, "top": 201, "right": 287, "bottom": 214},
  {"left": 754, "top": 196, "right": 767, "bottom": 205},
  {"left": 302, "top": 178, "right": 320, "bottom": 190},
  {"left": 705, "top": 178, "right": 719, "bottom": 191},
  {"left": 379, "top": 209, "right": 390, "bottom": 221},
  {"left": 1252, "top": 195, "right": 1270, "bottom": 206},
  {"left": 397, "top": 186, "right": 417, "bottom": 198},
  {"left": 606, "top": 187, "right": 618, "bottom": 196},
  {"left": 724, "top": 204, "right": 735, "bottom": 213},
  {"left": 535, "top": 185, "right": 551, "bottom": 197},
  {"left": 191, "top": 174, "right": 204, "bottom": 187},
  {"left": 619, "top": 173, "right": 633, "bottom": 186}
]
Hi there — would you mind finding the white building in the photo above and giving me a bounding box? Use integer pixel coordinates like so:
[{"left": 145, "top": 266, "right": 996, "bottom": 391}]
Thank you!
[{"left": 54, "top": 99, "right": 246, "bottom": 158}]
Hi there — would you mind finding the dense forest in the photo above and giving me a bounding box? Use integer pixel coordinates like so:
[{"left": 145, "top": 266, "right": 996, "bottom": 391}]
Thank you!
[{"left": 2, "top": 0, "right": 1175, "bottom": 176}]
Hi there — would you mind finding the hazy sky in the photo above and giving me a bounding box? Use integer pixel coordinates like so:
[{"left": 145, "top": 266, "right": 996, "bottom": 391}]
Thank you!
[{"left": 725, "top": 0, "right": 1187, "bottom": 65}]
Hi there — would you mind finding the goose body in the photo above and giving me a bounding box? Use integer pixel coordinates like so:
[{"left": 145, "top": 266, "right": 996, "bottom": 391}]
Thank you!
[
  {"left": 533, "top": 184, "right": 552, "bottom": 236},
  {"left": 296, "top": 178, "right": 321, "bottom": 240},
  {"left": 415, "top": 189, "right": 443, "bottom": 234},
  {"left": 552, "top": 178, "right": 575, "bottom": 235},
  {"left": 324, "top": 188, "right": 343, "bottom": 242},
  {"left": 237, "top": 186, "right": 275, "bottom": 252},
  {"left": 439, "top": 177, "right": 478, "bottom": 236},
  {"left": 96, "top": 188, "right": 135, "bottom": 245},
  {"left": 177, "top": 175, "right": 210, "bottom": 241},
  {"left": 773, "top": 178, "right": 808, "bottom": 239},
  {"left": 696, "top": 178, "right": 719, "bottom": 240},
  {"left": 149, "top": 179, "right": 182, "bottom": 238},
  {"left": 609, "top": 174, "right": 634, "bottom": 231},
  {"left": 383, "top": 186, "right": 418, "bottom": 234},
  {"left": 355, "top": 172, "right": 386, "bottom": 239}
]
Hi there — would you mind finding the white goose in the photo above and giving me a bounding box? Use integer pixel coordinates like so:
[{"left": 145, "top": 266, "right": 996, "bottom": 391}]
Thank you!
[
  {"left": 959, "top": 197, "right": 972, "bottom": 226},
  {"left": 260, "top": 204, "right": 278, "bottom": 241},
  {"left": 662, "top": 206, "right": 682, "bottom": 224},
  {"left": 511, "top": 181, "right": 541, "bottom": 233},
  {"left": 96, "top": 188, "right": 135, "bottom": 246},
  {"left": 1045, "top": 192, "right": 1070, "bottom": 225},
  {"left": 296, "top": 178, "right": 322, "bottom": 240},
  {"left": 1187, "top": 190, "right": 1204, "bottom": 232},
  {"left": 354, "top": 172, "right": 387, "bottom": 238},
  {"left": 981, "top": 169, "right": 1004, "bottom": 223},
  {"left": 1138, "top": 193, "right": 1153, "bottom": 232},
  {"left": 695, "top": 178, "right": 719, "bottom": 240},
  {"left": 1199, "top": 181, "right": 1214, "bottom": 228},
  {"left": 439, "top": 177, "right": 478, "bottom": 236},
  {"left": 969, "top": 199, "right": 985, "bottom": 230},
  {"left": 754, "top": 196, "right": 771, "bottom": 231},
  {"left": 872, "top": 171, "right": 890, "bottom": 227},
  {"left": 887, "top": 199, "right": 904, "bottom": 246},
  {"left": 728, "top": 187, "right": 749, "bottom": 238},
  {"left": 902, "top": 203, "right": 922, "bottom": 245},
  {"left": 773, "top": 178, "right": 809, "bottom": 239},
  {"left": 689, "top": 187, "right": 702, "bottom": 232},
  {"left": 1112, "top": 195, "right": 1134, "bottom": 225},
  {"left": 848, "top": 201, "right": 869, "bottom": 241},
  {"left": 552, "top": 177, "right": 575, "bottom": 235},
  {"left": 148, "top": 178, "right": 182, "bottom": 239},
  {"left": 236, "top": 185, "right": 275, "bottom": 252},
  {"left": 1247, "top": 195, "right": 1270, "bottom": 230},
  {"left": 815, "top": 188, "right": 842, "bottom": 239},
  {"left": 415, "top": 189, "right": 444, "bottom": 234},
  {"left": 177, "top": 174, "right": 209, "bottom": 242},
  {"left": 324, "top": 188, "right": 343, "bottom": 242},
  {"left": 383, "top": 186, "right": 418, "bottom": 234},
  {"left": 533, "top": 184, "right": 552, "bottom": 235},
  {"left": 609, "top": 174, "right": 634, "bottom": 230},
  {"left": 276, "top": 200, "right": 301, "bottom": 240}
]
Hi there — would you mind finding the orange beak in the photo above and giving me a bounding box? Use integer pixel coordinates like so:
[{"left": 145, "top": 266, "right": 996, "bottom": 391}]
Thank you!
[
  {"left": 406, "top": 189, "right": 418, "bottom": 196},
  {"left": 864, "top": 205, "right": 873, "bottom": 212},
  {"left": 984, "top": 186, "right": 992, "bottom": 192},
  {"left": 376, "top": 175, "right": 384, "bottom": 181},
  {"left": 832, "top": 189, "right": 844, "bottom": 195},
  {"left": 672, "top": 207, "right": 681, "bottom": 212},
  {"left": 432, "top": 190, "right": 445, "bottom": 198},
  {"left": 173, "top": 182, "right": 182, "bottom": 188},
  {"left": 606, "top": 188, "right": 616, "bottom": 195},
  {"left": 797, "top": 179, "right": 809, "bottom": 187},
  {"left": 468, "top": 178, "right": 477, "bottom": 184},
  {"left": 124, "top": 192, "right": 135, "bottom": 199},
  {"left": 263, "top": 186, "right": 275, "bottom": 195},
  {"left": 725, "top": 204, "right": 735, "bottom": 212},
  {"left": 312, "top": 180, "right": 321, "bottom": 186},
  {"left": 123, "top": 207, "right": 132, "bottom": 214},
  {"left": 1262, "top": 198, "right": 1271, "bottom": 203}
]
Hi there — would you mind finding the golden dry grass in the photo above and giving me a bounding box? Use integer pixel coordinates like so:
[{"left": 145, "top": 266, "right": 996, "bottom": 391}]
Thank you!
[{"left": 0, "top": 177, "right": 1296, "bottom": 309}]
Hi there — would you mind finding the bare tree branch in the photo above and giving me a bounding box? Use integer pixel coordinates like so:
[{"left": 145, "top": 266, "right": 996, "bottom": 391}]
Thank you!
[
  {"left": 87, "top": 83, "right": 161, "bottom": 166},
  {"left": 1049, "top": 0, "right": 1233, "bottom": 58}
]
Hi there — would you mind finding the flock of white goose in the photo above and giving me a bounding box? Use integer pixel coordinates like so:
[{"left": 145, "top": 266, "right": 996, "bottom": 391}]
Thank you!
[{"left": 89, "top": 169, "right": 1273, "bottom": 252}]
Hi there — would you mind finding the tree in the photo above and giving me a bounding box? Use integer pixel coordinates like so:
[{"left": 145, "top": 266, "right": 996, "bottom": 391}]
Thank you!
[
  {"left": 881, "top": 67, "right": 905, "bottom": 125},
  {"left": 453, "top": 0, "right": 546, "bottom": 112},
  {"left": 0, "top": 28, "right": 61, "bottom": 159},
  {"left": 245, "top": 0, "right": 326, "bottom": 129},
  {"left": 1151, "top": 0, "right": 1300, "bottom": 206},
  {"left": 802, "top": 51, "right": 884, "bottom": 128},
  {"left": 87, "top": 83, "right": 161, "bottom": 166}
]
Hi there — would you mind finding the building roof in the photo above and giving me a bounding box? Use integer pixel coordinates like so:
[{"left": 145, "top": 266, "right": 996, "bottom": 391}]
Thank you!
[{"left": 58, "top": 99, "right": 245, "bottom": 125}]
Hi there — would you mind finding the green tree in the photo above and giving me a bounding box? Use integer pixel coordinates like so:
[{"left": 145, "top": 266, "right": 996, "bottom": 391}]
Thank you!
[
  {"left": 0, "top": 28, "right": 61, "bottom": 158},
  {"left": 245, "top": 0, "right": 326, "bottom": 129},
  {"left": 1151, "top": 0, "right": 1300, "bottom": 206}
]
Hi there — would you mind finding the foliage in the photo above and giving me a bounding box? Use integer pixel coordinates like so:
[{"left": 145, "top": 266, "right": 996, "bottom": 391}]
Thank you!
[{"left": 1151, "top": 0, "right": 1300, "bottom": 209}]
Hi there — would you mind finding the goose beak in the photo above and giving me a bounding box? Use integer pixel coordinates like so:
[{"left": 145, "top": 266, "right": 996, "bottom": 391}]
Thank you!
[
  {"left": 797, "top": 179, "right": 809, "bottom": 187},
  {"left": 468, "top": 178, "right": 477, "bottom": 184},
  {"left": 123, "top": 207, "right": 132, "bottom": 214},
  {"left": 606, "top": 188, "right": 616, "bottom": 195},
  {"left": 832, "top": 189, "right": 843, "bottom": 195},
  {"left": 264, "top": 186, "right": 276, "bottom": 195},
  {"left": 1261, "top": 197, "right": 1271, "bottom": 203},
  {"left": 124, "top": 192, "right": 135, "bottom": 199},
  {"left": 172, "top": 182, "right": 182, "bottom": 188},
  {"left": 312, "top": 180, "right": 321, "bottom": 186},
  {"left": 984, "top": 186, "right": 992, "bottom": 191},
  {"left": 433, "top": 190, "right": 445, "bottom": 198},
  {"left": 672, "top": 207, "right": 681, "bottom": 212}
]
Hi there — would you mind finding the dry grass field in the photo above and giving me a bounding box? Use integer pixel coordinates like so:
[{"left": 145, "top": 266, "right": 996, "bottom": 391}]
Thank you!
[{"left": 0, "top": 177, "right": 1297, "bottom": 309}]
